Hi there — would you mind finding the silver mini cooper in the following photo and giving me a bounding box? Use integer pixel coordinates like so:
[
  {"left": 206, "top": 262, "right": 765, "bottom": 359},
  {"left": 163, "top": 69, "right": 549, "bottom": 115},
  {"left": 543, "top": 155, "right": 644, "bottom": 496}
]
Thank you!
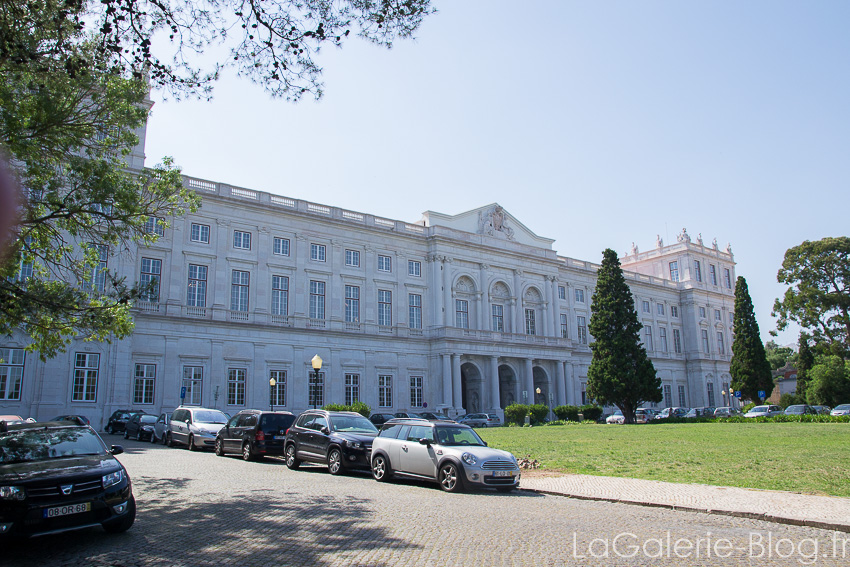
[{"left": 370, "top": 419, "right": 520, "bottom": 493}]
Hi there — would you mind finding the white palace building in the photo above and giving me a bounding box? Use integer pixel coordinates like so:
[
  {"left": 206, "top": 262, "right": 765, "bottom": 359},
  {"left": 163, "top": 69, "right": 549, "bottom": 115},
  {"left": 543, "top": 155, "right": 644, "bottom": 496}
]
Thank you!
[{"left": 1, "top": 129, "right": 738, "bottom": 428}]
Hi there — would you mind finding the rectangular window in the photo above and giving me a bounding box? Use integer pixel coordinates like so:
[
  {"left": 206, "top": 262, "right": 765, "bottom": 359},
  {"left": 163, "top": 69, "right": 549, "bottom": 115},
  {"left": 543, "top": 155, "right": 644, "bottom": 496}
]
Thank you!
[
  {"left": 678, "top": 385, "right": 687, "bottom": 407},
  {"left": 408, "top": 260, "right": 421, "bottom": 277},
  {"left": 669, "top": 261, "right": 679, "bottom": 282},
  {"left": 694, "top": 260, "right": 702, "bottom": 282},
  {"left": 673, "top": 329, "right": 682, "bottom": 353},
  {"left": 72, "top": 353, "right": 99, "bottom": 402},
  {"left": 456, "top": 299, "right": 469, "bottom": 329},
  {"left": 492, "top": 304, "right": 504, "bottom": 332},
  {"left": 671, "top": 305, "right": 679, "bottom": 318},
  {"left": 133, "top": 363, "right": 155, "bottom": 405},
  {"left": 0, "top": 348, "right": 24, "bottom": 400},
  {"left": 560, "top": 313, "right": 568, "bottom": 339},
  {"left": 89, "top": 244, "right": 108, "bottom": 293},
  {"left": 230, "top": 270, "right": 250, "bottom": 312},
  {"left": 190, "top": 223, "right": 210, "bottom": 243},
  {"left": 227, "top": 368, "right": 246, "bottom": 406},
  {"left": 657, "top": 303, "right": 665, "bottom": 316},
  {"left": 144, "top": 216, "right": 164, "bottom": 237},
  {"left": 310, "top": 243, "right": 326, "bottom": 262},
  {"left": 525, "top": 309, "right": 536, "bottom": 335},
  {"left": 378, "top": 290, "right": 392, "bottom": 327},
  {"left": 182, "top": 366, "right": 203, "bottom": 405},
  {"left": 271, "top": 276, "right": 289, "bottom": 316},
  {"left": 717, "top": 332, "right": 725, "bottom": 354},
  {"left": 580, "top": 382, "right": 587, "bottom": 405},
  {"left": 659, "top": 327, "right": 668, "bottom": 352},
  {"left": 575, "top": 288, "right": 585, "bottom": 303},
  {"left": 345, "top": 373, "right": 360, "bottom": 406},
  {"left": 378, "top": 255, "right": 392, "bottom": 272},
  {"left": 642, "top": 300, "right": 650, "bottom": 313},
  {"left": 724, "top": 268, "right": 732, "bottom": 289},
  {"left": 345, "top": 249, "right": 360, "bottom": 267},
  {"left": 699, "top": 306, "right": 706, "bottom": 319},
  {"left": 233, "top": 230, "right": 251, "bottom": 250},
  {"left": 663, "top": 384, "right": 672, "bottom": 408},
  {"left": 140, "top": 258, "right": 162, "bottom": 302},
  {"left": 309, "top": 280, "right": 325, "bottom": 319},
  {"left": 702, "top": 329, "right": 710, "bottom": 353},
  {"left": 709, "top": 264, "right": 717, "bottom": 286},
  {"left": 378, "top": 375, "right": 392, "bottom": 408},
  {"left": 577, "top": 316, "right": 588, "bottom": 344},
  {"left": 410, "top": 376, "right": 424, "bottom": 408},
  {"left": 715, "top": 309, "right": 721, "bottom": 321},
  {"left": 187, "top": 264, "right": 208, "bottom": 307},
  {"left": 409, "top": 294, "right": 422, "bottom": 329},
  {"left": 345, "top": 285, "right": 360, "bottom": 323},
  {"left": 707, "top": 383, "right": 716, "bottom": 407},
  {"left": 309, "top": 372, "right": 325, "bottom": 408},
  {"left": 558, "top": 286, "right": 566, "bottom": 300},
  {"left": 270, "top": 370, "right": 286, "bottom": 407},
  {"left": 273, "top": 237, "right": 290, "bottom": 256},
  {"left": 729, "top": 312, "right": 734, "bottom": 326},
  {"left": 644, "top": 325, "right": 653, "bottom": 350}
]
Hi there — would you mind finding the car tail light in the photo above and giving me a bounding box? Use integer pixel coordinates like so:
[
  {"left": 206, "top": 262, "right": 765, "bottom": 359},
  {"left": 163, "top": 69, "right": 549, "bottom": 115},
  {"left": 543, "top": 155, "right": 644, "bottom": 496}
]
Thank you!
[{"left": 255, "top": 429, "right": 265, "bottom": 441}]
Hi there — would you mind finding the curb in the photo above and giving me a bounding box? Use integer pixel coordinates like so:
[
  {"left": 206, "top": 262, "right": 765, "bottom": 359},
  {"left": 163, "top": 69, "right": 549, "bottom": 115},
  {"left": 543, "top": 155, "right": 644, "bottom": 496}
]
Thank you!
[{"left": 522, "top": 487, "right": 850, "bottom": 534}]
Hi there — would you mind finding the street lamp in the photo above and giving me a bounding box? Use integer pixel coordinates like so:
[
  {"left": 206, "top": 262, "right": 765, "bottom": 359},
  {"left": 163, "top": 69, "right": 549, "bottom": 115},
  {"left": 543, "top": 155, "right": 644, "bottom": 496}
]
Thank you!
[
  {"left": 310, "top": 354, "right": 323, "bottom": 409},
  {"left": 269, "top": 377, "right": 276, "bottom": 412}
]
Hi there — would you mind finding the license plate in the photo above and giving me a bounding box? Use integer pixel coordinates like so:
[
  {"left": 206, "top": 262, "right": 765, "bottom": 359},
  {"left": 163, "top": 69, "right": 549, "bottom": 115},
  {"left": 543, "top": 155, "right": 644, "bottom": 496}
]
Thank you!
[
  {"left": 492, "top": 471, "right": 514, "bottom": 477},
  {"left": 274, "top": 436, "right": 286, "bottom": 440},
  {"left": 44, "top": 502, "right": 91, "bottom": 518}
]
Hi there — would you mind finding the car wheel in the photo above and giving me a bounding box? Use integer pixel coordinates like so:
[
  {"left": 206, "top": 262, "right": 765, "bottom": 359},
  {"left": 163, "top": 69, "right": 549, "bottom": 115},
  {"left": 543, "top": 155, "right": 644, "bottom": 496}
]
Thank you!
[
  {"left": 214, "top": 438, "right": 225, "bottom": 457},
  {"left": 188, "top": 434, "right": 197, "bottom": 451},
  {"left": 165, "top": 432, "right": 173, "bottom": 447},
  {"left": 150, "top": 432, "right": 157, "bottom": 444},
  {"left": 135, "top": 430, "right": 141, "bottom": 441},
  {"left": 102, "top": 496, "right": 136, "bottom": 534},
  {"left": 327, "top": 448, "right": 343, "bottom": 475},
  {"left": 242, "top": 442, "right": 254, "bottom": 461},
  {"left": 106, "top": 425, "right": 113, "bottom": 435},
  {"left": 438, "top": 462, "right": 464, "bottom": 493},
  {"left": 372, "top": 454, "right": 392, "bottom": 482},
  {"left": 285, "top": 444, "right": 301, "bottom": 470},
  {"left": 123, "top": 429, "right": 129, "bottom": 439}
]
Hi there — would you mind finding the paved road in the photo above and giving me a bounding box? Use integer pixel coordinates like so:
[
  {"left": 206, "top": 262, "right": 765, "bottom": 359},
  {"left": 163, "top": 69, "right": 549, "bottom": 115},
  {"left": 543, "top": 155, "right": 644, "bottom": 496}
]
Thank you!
[{"left": 6, "top": 438, "right": 849, "bottom": 566}]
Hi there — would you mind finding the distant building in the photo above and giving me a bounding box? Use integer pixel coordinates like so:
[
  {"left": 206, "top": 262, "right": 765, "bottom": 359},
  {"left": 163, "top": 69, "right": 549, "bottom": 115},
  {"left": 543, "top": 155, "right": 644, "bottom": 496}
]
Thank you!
[{"left": 768, "top": 363, "right": 798, "bottom": 403}]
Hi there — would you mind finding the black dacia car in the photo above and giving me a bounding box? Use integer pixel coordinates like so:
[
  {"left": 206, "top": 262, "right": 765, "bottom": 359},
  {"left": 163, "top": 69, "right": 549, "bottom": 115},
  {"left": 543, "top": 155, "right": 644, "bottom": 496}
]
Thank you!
[
  {"left": 284, "top": 410, "right": 378, "bottom": 475},
  {"left": 0, "top": 421, "right": 135, "bottom": 538}
]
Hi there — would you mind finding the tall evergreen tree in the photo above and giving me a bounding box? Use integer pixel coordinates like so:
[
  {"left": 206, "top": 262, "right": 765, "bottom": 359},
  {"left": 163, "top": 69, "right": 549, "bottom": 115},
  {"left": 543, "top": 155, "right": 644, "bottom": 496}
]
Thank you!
[
  {"left": 730, "top": 276, "right": 773, "bottom": 402},
  {"left": 796, "top": 332, "right": 815, "bottom": 400},
  {"left": 587, "top": 248, "right": 661, "bottom": 424}
]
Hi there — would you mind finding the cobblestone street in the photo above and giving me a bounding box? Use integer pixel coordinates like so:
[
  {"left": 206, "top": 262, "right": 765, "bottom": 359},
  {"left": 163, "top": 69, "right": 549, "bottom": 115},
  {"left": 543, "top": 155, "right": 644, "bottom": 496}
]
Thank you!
[{"left": 5, "top": 438, "right": 848, "bottom": 566}]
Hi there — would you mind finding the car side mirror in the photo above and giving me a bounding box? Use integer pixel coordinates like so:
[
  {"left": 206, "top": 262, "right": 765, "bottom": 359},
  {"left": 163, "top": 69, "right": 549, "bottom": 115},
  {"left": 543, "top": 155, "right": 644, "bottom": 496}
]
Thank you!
[
  {"left": 483, "top": 441, "right": 488, "bottom": 447},
  {"left": 111, "top": 445, "right": 124, "bottom": 455},
  {"left": 321, "top": 426, "right": 330, "bottom": 435},
  {"left": 419, "top": 438, "right": 431, "bottom": 446}
]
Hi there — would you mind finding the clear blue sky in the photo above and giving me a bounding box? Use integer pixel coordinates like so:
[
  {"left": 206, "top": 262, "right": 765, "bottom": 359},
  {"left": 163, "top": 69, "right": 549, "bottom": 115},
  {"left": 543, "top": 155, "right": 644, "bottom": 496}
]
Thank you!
[{"left": 145, "top": 1, "right": 850, "bottom": 347}]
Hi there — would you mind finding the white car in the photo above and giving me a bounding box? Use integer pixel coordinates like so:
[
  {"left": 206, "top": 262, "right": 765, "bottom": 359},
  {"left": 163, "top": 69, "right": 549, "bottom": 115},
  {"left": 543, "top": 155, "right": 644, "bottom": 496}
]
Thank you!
[
  {"left": 606, "top": 410, "right": 624, "bottom": 424},
  {"left": 830, "top": 404, "right": 850, "bottom": 416},
  {"left": 744, "top": 405, "right": 784, "bottom": 418}
]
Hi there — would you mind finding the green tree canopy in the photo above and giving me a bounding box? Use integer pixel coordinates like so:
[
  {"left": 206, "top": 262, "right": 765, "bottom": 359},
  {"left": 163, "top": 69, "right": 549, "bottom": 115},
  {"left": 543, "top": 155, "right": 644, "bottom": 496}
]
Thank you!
[
  {"left": 730, "top": 276, "right": 773, "bottom": 402},
  {"left": 586, "top": 248, "right": 661, "bottom": 424},
  {"left": 764, "top": 340, "right": 796, "bottom": 372},
  {"left": 805, "top": 356, "right": 850, "bottom": 408},
  {"left": 773, "top": 237, "right": 850, "bottom": 358}
]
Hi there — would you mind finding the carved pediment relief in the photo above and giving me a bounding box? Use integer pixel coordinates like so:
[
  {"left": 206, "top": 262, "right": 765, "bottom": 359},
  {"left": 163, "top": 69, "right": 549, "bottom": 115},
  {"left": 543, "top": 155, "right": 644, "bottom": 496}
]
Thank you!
[
  {"left": 455, "top": 276, "right": 475, "bottom": 293},
  {"left": 491, "top": 281, "right": 511, "bottom": 298},
  {"left": 524, "top": 287, "right": 542, "bottom": 303}
]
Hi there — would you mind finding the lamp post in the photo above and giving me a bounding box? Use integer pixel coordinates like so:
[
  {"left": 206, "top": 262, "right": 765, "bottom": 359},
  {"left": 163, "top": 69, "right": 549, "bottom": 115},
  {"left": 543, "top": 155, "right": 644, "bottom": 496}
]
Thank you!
[
  {"left": 310, "top": 354, "right": 323, "bottom": 409},
  {"left": 269, "top": 377, "right": 276, "bottom": 412}
]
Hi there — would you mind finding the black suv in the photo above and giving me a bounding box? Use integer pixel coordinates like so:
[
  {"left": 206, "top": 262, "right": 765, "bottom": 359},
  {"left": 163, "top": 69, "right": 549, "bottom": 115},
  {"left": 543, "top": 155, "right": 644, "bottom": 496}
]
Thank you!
[
  {"left": 0, "top": 421, "right": 135, "bottom": 538},
  {"left": 104, "top": 410, "right": 146, "bottom": 435},
  {"left": 369, "top": 413, "right": 397, "bottom": 427},
  {"left": 215, "top": 410, "right": 296, "bottom": 461},
  {"left": 284, "top": 410, "right": 379, "bottom": 475}
]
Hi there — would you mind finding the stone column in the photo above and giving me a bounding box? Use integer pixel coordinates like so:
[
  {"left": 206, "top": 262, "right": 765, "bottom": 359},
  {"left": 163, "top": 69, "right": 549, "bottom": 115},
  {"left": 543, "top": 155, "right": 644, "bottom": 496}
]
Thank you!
[
  {"left": 442, "top": 353, "right": 452, "bottom": 407},
  {"left": 489, "top": 356, "right": 500, "bottom": 410},
  {"left": 523, "top": 358, "right": 534, "bottom": 405},
  {"left": 549, "top": 275, "right": 560, "bottom": 337},
  {"left": 556, "top": 360, "right": 567, "bottom": 406},
  {"left": 565, "top": 362, "right": 575, "bottom": 405},
  {"left": 452, "top": 353, "right": 463, "bottom": 413}
]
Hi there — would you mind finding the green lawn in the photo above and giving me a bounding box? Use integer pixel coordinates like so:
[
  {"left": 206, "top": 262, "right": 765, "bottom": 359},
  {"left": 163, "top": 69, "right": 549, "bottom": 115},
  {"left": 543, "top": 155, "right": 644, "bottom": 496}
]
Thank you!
[{"left": 478, "top": 423, "right": 850, "bottom": 497}]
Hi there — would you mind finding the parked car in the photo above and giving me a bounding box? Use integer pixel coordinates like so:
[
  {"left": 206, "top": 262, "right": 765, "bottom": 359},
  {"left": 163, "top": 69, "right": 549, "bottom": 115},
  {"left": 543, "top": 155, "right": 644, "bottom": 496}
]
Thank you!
[
  {"left": 784, "top": 404, "right": 817, "bottom": 416},
  {"left": 830, "top": 404, "right": 850, "bottom": 416},
  {"left": 104, "top": 410, "right": 146, "bottom": 435},
  {"left": 456, "top": 413, "right": 493, "bottom": 427},
  {"left": 394, "top": 412, "right": 426, "bottom": 419},
  {"left": 418, "top": 412, "right": 455, "bottom": 422},
  {"left": 606, "top": 410, "right": 624, "bottom": 424},
  {"left": 168, "top": 407, "right": 229, "bottom": 450},
  {"left": 684, "top": 407, "right": 715, "bottom": 419},
  {"left": 215, "top": 410, "right": 297, "bottom": 461},
  {"left": 0, "top": 415, "right": 25, "bottom": 425},
  {"left": 714, "top": 407, "right": 742, "bottom": 418},
  {"left": 285, "top": 410, "right": 379, "bottom": 474},
  {"left": 151, "top": 412, "right": 172, "bottom": 444},
  {"left": 658, "top": 407, "right": 688, "bottom": 419},
  {"left": 370, "top": 418, "right": 521, "bottom": 493},
  {"left": 811, "top": 405, "right": 832, "bottom": 415},
  {"left": 635, "top": 409, "right": 653, "bottom": 424},
  {"left": 369, "top": 413, "right": 397, "bottom": 427},
  {"left": 744, "top": 405, "right": 784, "bottom": 418},
  {"left": 51, "top": 414, "right": 90, "bottom": 426},
  {"left": 124, "top": 413, "right": 158, "bottom": 441},
  {"left": 0, "top": 420, "right": 135, "bottom": 538}
]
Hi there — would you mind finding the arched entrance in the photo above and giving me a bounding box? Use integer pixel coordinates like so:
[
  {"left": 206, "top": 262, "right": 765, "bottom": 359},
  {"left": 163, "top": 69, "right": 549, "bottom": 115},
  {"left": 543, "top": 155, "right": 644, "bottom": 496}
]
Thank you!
[
  {"left": 460, "top": 362, "right": 483, "bottom": 413},
  {"left": 533, "top": 366, "right": 551, "bottom": 407},
  {"left": 498, "top": 364, "right": 517, "bottom": 409}
]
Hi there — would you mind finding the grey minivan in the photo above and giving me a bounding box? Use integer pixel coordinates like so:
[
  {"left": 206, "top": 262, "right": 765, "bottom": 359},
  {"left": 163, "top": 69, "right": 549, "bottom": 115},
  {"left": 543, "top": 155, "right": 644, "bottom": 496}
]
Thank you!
[{"left": 168, "top": 407, "right": 229, "bottom": 450}]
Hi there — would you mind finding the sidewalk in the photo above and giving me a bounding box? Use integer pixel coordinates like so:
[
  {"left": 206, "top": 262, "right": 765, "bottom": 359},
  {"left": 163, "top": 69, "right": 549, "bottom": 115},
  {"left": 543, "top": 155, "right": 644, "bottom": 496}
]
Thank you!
[{"left": 520, "top": 472, "right": 850, "bottom": 533}]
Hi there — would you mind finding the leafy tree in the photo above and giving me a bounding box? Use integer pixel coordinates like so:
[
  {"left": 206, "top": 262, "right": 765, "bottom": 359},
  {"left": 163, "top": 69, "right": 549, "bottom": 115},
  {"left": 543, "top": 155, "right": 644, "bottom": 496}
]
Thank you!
[
  {"left": 587, "top": 248, "right": 661, "bottom": 424},
  {"left": 764, "top": 340, "right": 795, "bottom": 372},
  {"left": 730, "top": 277, "right": 774, "bottom": 403},
  {"left": 805, "top": 356, "right": 850, "bottom": 408},
  {"left": 796, "top": 332, "right": 815, "bottom": 400},
  {"left": 773, "top": 237, "right": 850, "bottom": 358}
]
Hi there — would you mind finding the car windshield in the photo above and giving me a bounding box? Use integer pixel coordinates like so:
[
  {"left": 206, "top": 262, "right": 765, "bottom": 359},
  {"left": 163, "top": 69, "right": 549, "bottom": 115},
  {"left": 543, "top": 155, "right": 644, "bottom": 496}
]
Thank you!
[
  {"left": 331, "top": 415, "right": 378, "bottom": 433},
  {"left": 0, "top": 427, "right": 107, "bottom": 464},
  {"left": 195, "top": 410, "right": 228, "bottom": 424},
  {"left": 835, "top": 404, "right": 850, "bottom": 411},
  {"left": 750, "top": 406, "right": 768, "bottom": 412},
  {"left": 260, "top": 414, "right": 296, "bottom": 430},
  {"left": 434, "top": 426, "right": 485, "bottom": 446},
  {"left": 139, "top": 415, "right": 158, "bottom": 424}
]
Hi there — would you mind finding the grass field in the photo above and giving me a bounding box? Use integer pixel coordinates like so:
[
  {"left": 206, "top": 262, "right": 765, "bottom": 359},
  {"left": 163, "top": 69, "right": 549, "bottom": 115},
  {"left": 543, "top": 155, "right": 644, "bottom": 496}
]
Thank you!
[{"left": 477, "top": 422, "right": 850, "bottom": 497}]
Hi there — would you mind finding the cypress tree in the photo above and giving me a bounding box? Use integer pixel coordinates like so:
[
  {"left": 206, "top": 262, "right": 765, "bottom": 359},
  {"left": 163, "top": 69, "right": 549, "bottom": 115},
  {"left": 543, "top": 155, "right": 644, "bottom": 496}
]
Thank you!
[
  {"left": 796, "top": 332, "right": 815, "bottom": 400},
  {"left": 730, "top": 276, "right": 773, "bottom": 402},
  {"left": 587, "top": 249, "right": 661, "bottom": 424}
]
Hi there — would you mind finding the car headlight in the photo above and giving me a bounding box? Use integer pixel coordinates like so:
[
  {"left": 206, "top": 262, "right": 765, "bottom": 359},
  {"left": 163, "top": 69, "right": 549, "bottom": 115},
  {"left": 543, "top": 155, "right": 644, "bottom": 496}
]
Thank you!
[
  {"left": 0, "top": 486, "right": 25, "bottom": 500},
  {"left": 461, "top": 452, "right": 477, "bottom": 466},
  {"left": 343, "top": 440, "right": 362, "bottom": 448},
  {"left": 102, "top": 470, "right": 125, "bottom": 489}
]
